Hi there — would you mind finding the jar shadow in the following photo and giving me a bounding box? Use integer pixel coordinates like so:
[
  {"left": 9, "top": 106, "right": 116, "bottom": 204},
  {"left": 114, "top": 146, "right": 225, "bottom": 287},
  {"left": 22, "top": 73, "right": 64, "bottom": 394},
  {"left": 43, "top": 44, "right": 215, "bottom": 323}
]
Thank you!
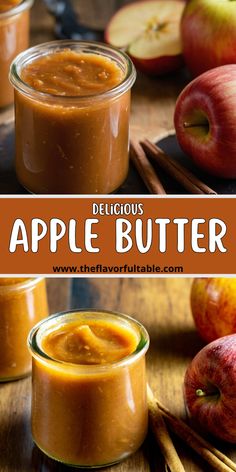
[
  {"left": 0, "top": 121, "right": 27, "bottom": 194},
  {"left": 0, "top": 405, "right": 33, "bottom": 471},
  {"left": 148, "top": 326, "right": 204, "bottom": 362}
]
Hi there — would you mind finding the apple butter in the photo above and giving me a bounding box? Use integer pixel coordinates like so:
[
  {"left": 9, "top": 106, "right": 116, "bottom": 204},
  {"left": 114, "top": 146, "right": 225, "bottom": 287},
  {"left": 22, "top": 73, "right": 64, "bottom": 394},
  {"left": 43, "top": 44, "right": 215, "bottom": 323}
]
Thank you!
[
  {"left": 0, "top": 277, "right": 48, "bottom": 381},
  {"left": 28, "top": 310, "right": 149, "bottom": 467},
  {"left": 10, "top": 41, "right": 136, "bottom": 194},
  {"left": 0, "top": 1, "right": 21, "bottom": 13},
  {"left": 0, "top": 0, "right": 33, "bottom": 108}
]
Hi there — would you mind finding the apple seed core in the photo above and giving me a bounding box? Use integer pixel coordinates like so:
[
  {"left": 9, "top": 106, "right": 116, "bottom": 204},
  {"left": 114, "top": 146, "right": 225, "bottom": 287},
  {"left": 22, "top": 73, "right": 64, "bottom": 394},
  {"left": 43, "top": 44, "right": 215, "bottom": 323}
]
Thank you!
[{"left": 146, "top": 18, "right": 168, "bottom": 34}]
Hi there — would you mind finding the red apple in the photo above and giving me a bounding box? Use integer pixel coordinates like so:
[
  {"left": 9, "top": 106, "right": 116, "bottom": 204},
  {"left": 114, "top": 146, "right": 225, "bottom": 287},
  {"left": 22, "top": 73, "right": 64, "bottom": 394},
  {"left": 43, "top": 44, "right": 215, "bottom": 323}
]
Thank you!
[
  {"left": 174, "top": 65, "right": 236, "bottom": 179},
  {"left": 105, "top": 1, "right": 185, "bottom": 75},
  {"left": 184, "top": 334, "right": 236, "bottom": 442},
  {"left": 181, "top": 0, "right": 236, "bottom": 77},
  {"left": 191, "top": 278, "right": 236, "bottom": 343}
]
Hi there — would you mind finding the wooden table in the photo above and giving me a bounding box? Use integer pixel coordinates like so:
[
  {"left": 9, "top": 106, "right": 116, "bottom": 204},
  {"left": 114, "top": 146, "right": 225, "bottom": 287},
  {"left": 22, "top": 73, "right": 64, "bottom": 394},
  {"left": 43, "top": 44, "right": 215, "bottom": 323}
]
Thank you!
[{"left": 1, "top": 277, "right": 236, "bottom": 472}]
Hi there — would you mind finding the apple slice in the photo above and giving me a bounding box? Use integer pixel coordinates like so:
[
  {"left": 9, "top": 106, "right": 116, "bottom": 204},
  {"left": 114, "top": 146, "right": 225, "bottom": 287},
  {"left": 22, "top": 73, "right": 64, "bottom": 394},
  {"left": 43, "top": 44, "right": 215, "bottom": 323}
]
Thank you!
[{"left": 105, "top": 0, "right": 185, "bottom": 75}]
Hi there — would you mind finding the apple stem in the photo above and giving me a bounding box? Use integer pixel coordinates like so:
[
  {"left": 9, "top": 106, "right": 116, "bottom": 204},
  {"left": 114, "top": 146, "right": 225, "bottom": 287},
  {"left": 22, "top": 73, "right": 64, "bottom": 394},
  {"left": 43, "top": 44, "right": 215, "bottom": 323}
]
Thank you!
[
  {"left": 184, "top": 122, "right": 208, "bottom": 129},
  {"left": 196, "top": 389, "right": 207, "bottom": 397}
]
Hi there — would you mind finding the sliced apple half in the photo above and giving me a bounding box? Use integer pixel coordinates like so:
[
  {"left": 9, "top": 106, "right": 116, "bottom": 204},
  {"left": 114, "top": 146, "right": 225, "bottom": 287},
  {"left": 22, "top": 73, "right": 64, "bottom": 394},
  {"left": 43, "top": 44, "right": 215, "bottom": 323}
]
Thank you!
[{"left": 105, "top": 0, "right": 185, "bottom": 75}]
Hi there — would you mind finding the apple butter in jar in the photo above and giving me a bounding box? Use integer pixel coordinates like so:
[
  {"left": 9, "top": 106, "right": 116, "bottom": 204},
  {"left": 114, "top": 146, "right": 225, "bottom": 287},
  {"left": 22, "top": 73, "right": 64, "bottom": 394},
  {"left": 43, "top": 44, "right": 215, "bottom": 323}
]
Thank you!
[
  {"left": 0, "top": 277, "right": 48, "bottom": 381},
  {"left": 10, "top": 41, "right": 136, "bottom": 194},
  {"left": 28, "top": 309, "right": 149, "bottom": 467},
  {"left": 0, "top": 0, "right": 33, "bottom": 108}
]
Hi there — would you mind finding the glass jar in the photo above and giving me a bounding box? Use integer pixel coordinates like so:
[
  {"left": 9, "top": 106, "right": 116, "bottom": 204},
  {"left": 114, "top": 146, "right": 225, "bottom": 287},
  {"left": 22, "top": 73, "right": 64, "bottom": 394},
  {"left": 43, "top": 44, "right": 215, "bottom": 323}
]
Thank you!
[
  {"left": 10, "top": 40, "right": 136, "bottom": 194},
  {"left": 0, "top": 277, "right": 48, "bottom": 381},
  {"left": 28, "top": 309, "right": 149, "bottom": 468},
  {"left": 0, "top": 0, "right": 33, "bottom": 108}
]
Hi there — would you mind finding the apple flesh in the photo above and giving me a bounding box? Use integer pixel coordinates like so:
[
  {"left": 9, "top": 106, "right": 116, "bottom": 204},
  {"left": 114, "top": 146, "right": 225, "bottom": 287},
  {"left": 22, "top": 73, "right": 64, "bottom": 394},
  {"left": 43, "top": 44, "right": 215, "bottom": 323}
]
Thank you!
[
  {"left": 174, "top": 65, "right": 236, "bottom": 179},
  {"left": 191, "top": 278, "right": 236, "bottom": 343},
  {"left": 105, "top": 0, "right": 185, "bottom": 75},
  {"left": 184, "top": 334, "right": 236, "bottom": 442},
  {"left": 181, "top": 0, "right": 236, "bottom": 77}
]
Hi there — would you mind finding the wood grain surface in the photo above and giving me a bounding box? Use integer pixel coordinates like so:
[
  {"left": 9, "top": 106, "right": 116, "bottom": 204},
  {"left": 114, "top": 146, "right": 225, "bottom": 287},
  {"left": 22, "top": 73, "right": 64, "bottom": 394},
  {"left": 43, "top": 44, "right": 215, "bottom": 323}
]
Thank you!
[{"left": 1, "top": 277, "right": 236, "bottom": 472}]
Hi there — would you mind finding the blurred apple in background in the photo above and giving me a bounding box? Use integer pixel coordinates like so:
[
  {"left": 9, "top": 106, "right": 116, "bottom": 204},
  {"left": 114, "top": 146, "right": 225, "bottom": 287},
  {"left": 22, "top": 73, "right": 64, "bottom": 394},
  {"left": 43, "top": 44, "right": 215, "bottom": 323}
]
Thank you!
[
  {"left": 105, "top": 0, "right": 185, "bottom": 75},
  {"left": 184, "top": 334, "right": 236, "bottom": 442},
  {"left": 174, "top": 65, "right": 236, "bottom": 179},
  {"left": 181, "top": 0, "right": 236, "bottom": 77},
  {"left": 190, "top": 278, "right": 236, "bottom": 343}
]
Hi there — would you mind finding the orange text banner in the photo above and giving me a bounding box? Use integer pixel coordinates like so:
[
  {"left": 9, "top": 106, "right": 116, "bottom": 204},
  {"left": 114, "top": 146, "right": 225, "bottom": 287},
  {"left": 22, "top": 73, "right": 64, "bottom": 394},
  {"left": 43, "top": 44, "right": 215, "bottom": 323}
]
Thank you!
[{"left": 0, "top": 196, "right": 235, "bottom": 275}]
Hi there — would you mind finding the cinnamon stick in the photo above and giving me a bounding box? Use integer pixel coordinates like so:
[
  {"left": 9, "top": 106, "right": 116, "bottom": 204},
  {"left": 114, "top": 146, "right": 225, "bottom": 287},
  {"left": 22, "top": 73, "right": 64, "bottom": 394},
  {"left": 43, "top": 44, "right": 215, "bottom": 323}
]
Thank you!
[
  {"left": 130, "top": 140, "right": 166, "bottom": 195},
  {"left": 157, "top": 400, "right": 236, "bottom": 472},
  {"left": 147, "top": 385, "right": 186, "bottom": 472},
  {"left": 141, "top": 139, "right": 217, "bottom": 195}
]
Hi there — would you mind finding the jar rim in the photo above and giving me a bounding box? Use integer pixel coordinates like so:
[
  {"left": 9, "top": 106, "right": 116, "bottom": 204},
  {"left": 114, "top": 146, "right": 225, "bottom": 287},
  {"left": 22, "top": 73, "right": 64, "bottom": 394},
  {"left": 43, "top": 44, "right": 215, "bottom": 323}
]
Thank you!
[
  {"left": 0, "top": 0, "right": 34, "bottom": 19},
  {"left": 0, "top": 276, "right": 44, "bottom": 293},
  {"left": 9, "top": 40, "right": 136, "bottom": 104},
  {"left": 28, "top": 308, "right": 149, "bottom": 373}
]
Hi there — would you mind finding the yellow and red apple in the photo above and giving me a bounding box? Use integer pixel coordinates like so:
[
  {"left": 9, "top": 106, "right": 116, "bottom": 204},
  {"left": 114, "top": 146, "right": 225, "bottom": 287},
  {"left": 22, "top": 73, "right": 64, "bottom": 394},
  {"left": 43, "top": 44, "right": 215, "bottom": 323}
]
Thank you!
[
  {"left": 105, "top": 0, "right": 185, "bottom": 75},
  {"left": 190, "top": 278, "right": 236, "bottom": 343},
  {"left": 184, "top": 335, "right": 236, "bottom": 442},
  {"left": 181, "top": 0, "right": 236, "bottom": 77},
  {"left": 174, "top": 65, "right": 236, "bottom": 178}
]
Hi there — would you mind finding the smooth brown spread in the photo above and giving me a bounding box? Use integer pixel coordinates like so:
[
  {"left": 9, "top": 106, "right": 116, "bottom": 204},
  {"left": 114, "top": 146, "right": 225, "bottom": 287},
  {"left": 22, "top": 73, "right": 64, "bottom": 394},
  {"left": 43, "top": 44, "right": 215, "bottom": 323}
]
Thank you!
[
  {"left": 42, "top": 319, "right": 139, "bottom": 365},
  {"left": 0, "top": 277, "right": 29, "bottom": 285},
  {"left": 0, "top": 0, "right": 21, "bottom": 13},
  {"left": 31, "top": 313, "right": 147, "bottom": 466},
  {"left": 21, "top": 50, "right": 125, "bottom": 96},
  {"left": 14, "top": 46, "right": 131, "bottom": 194}
]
